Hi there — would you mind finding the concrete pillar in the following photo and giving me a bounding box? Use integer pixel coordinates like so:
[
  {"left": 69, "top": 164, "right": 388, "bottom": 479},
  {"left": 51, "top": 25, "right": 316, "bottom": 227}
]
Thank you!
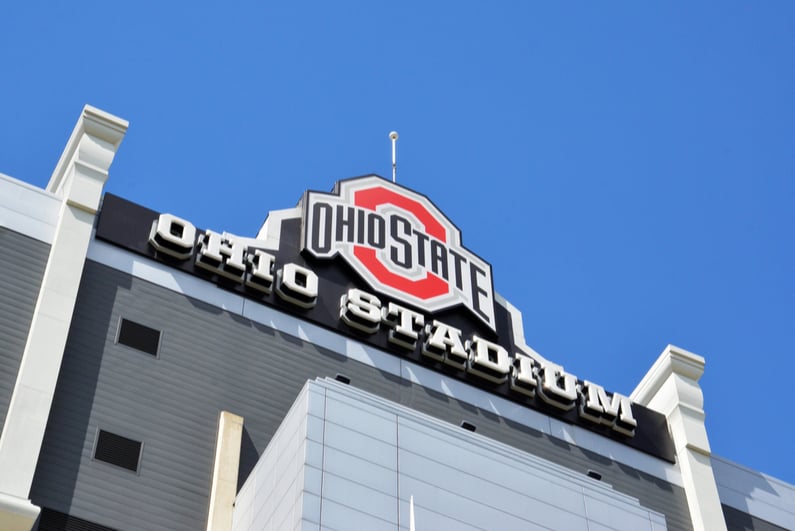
[
  {"left": 207, "top": 411, "right": 245, "bottom": 531},
  {"left": 0, "top": 106, "right": 127, "bottom": 531},
  {"left": 631, "top": 345, "right": 727, "bottom": 531}
]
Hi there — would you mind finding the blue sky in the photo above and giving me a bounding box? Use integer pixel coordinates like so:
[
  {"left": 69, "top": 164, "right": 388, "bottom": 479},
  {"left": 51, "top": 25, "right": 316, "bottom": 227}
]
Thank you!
[{"left": 2, "top": 3, "right": 794, "bottom": 484}]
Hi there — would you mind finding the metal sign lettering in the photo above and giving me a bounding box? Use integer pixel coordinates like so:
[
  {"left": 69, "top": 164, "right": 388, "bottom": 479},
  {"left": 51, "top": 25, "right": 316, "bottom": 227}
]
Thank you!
[{"left": 302, "top": 176, "right": 497, "bottom": 330}]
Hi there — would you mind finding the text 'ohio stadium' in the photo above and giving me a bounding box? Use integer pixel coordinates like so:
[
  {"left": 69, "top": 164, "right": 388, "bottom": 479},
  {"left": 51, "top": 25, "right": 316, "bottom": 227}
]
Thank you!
[{"left": 0, "top": 106, "right": 792, "bottom": 530}]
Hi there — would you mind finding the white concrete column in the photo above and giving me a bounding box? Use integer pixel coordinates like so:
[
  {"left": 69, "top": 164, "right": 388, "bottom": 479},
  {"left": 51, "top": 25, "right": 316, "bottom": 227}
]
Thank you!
[
  {"left": 207, "top": 411, "right": 244, "bottom": 531},
  {"left": 631, "top": 345, "right": 727, "bottom": 531},
  {"left": 0, "top": 105, "right": 127, "bottom": 531}
]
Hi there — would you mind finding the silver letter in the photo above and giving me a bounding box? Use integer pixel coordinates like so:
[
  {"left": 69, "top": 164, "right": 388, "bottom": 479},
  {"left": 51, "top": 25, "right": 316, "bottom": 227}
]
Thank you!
[
  {"left": 149, "top": 214, "right": 196, "bottom": 260},
  {"left": 195, "top": 230, "right": 247, "bottom": 281},
  {"left": 340, "top": 289, "right": 382, "bottom": 334},
  {"left": 536, "top": 360, "right": 577, "bottom": 411},
  {"left": 245, "top": 249, "right": 275, "bottom": 294},
  {"left": 579, "top": 381, "right": 637, "bottom": 437},
  {"left": 381, "top": 302, "right": 425, "bottom": 351},
  {"left": 422, "top": 320, "right": 468, "bottom": 370},
  {"left": 466, "top": 336, "right": 510, "bottom": 384},
  {"left": 276, "top": 263, "right": 319, "bottom": 309},
  {"left": 510, "top": 355, "right": 538, "bottom": 398}
]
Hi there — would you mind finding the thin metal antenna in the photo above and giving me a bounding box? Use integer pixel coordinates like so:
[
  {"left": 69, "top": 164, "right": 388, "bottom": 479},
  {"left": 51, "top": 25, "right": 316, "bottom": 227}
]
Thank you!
[{"left": 389, "top": 131, "right": 399, "bottom": 183}]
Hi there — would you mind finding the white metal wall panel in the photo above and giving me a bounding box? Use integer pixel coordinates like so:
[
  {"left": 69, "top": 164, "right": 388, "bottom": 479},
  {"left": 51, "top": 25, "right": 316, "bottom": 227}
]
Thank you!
[{"left": 235, "top": 379, "right": 671, "bottom": 531}]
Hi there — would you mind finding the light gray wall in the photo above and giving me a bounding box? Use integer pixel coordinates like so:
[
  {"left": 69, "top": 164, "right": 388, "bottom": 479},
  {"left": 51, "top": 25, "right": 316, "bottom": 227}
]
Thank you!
[
  {"left": 0, "top": 228, "right": 50, "bottom": 431},
  {"left": 233, "top": 385, "right": 314, "bottom": 531},
  {"left": 713, "top": 455, "right": 794, "bottom": 531},
  {"left": 406, "top": 385, "right": 694, "bottom": 530},
  {"left": 235, "top": 379, "right": 669, "bottom": 531},
  {"left": 30, "top": 260, "right": 692, "bottom": 530}
]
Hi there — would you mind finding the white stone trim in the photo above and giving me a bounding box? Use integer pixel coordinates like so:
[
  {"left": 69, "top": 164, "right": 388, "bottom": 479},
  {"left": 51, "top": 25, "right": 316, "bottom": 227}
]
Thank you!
[
  {"left": 0, "top": 173, "right": 60, "bottom": 244},
  {"left": 493, "top": 293, "right": 549, "bottom": 363},
  {"left": 0, "top": 492, "right": 39, "bottom": 531},
  {"left": 87, "top": 238, "right": 683, "bottom": 486},
  {"left": 207, "top": 411, "right": 245, "bottom": 531},
  {"left": 632, "top": 345, "right": 727, "bottom": 531},
  {"left": 254, "top": 206, "right": 302, "bottom": 248},
  {"left": 47, "top": 106, "right": 128, "bottom": 205},
  {"left": 0, "top": 106, "right": 127, "bottom": 520}
]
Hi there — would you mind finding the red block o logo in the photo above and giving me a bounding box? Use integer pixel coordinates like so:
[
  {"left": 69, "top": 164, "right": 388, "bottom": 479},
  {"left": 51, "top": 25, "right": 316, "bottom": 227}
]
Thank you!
[
  {"left": 352, "top": 186, "right": 449, "bottom": 300},
  {"left": 302, "top": 175, "right": 496, "bottom": 331}
]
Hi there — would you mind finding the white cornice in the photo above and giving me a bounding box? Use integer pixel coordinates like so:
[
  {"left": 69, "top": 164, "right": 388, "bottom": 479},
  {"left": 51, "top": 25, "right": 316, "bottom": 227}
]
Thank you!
[
  {"left": 631, "top": 344, "right": 705, "bottom": 408},
  {"left": 47, "top": 105, "right": 128, "bottom": 211}
]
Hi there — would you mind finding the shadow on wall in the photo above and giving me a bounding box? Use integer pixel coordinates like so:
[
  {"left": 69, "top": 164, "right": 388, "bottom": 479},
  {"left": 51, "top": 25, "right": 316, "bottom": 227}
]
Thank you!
[
  {"left": 238, "top": 426, "right": 259, "bottom": 493},
  {"left": 29, "top": 263, "right": 127, "bottom": 511},
  {"left": 713, "top": 456, "right": 794, "bottom": 531}
]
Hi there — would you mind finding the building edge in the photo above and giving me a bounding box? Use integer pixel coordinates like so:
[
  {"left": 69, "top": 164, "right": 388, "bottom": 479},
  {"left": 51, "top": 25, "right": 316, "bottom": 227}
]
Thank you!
[
  {"left": 631, "top": 344, "right": 727, "bottom": 531},
  {"left": 2, "top": 105, "right": 792, "bottom": 530},
  {"left": 0, "top": 105, "right": 127, "bottom": 530}
]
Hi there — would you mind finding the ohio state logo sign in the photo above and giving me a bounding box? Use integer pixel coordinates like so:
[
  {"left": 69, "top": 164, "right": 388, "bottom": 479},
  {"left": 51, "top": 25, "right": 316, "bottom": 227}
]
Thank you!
[{"left": 302, "top": 175, "right": 496, "bottom": 330}]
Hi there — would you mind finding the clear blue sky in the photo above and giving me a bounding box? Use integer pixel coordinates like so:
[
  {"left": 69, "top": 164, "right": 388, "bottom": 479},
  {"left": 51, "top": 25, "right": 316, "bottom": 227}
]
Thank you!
[{"left": 2, "top": 3, "right": 794, "bottom": 484}]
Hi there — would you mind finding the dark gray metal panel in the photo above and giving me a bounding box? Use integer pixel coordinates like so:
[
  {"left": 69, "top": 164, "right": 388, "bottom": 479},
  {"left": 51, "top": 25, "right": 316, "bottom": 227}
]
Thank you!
[
  {"left": 723, "top": 504, "right": 788, "bottom": 531},
  {"left": 0, "top": 227, "right": 49, "bottom": 431},
  {"left": 31, "top": 260, "right": 691, "bottom": 531},
  {"left": 30, "top": 260, "right": 398, "bottom": 531}
]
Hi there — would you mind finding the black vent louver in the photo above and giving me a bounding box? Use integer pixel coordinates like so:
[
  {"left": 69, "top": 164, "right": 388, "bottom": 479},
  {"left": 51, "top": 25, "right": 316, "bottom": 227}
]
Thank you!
[
  {"left": 38, "top": 508, "right": 118, "bottom": 531},
  {"left": 93, "top": 429, "right": 142, "bottom": 473},
  {"left": 117, "top": 318, "right": 161, "bottom": 356}
]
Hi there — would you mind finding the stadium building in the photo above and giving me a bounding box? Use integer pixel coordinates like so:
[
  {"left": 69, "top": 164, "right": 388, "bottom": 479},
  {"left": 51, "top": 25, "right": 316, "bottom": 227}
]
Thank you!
[{"left": 0, "top": 106, "right": 792, "bottom": 530}]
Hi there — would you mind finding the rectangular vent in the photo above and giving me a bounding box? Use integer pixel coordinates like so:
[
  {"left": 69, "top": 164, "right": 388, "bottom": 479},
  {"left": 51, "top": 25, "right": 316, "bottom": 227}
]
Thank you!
[
  {"left": 117, "top": 318, "right": 161, "bottom": 356},
  {"left": 38, "top": 508, "right": 118, "bottom": 531},
  {"left": 94, "top": 429, "right": 142, "bottom": 473}
]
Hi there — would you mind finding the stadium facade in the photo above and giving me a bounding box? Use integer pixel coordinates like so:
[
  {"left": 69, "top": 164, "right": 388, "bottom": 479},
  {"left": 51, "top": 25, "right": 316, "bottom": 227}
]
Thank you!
[{"left": 0, "top": 106, "right": 792, "bottom": 530}]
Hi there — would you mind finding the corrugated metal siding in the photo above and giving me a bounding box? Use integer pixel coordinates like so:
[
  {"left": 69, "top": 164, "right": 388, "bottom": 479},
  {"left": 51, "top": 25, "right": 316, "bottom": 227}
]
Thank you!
[
  {"left": 30, "top": 260, "right": 399, "bottom": 531},
  {"left": 0, "top": 227, "right": 49, "bottom": 430},
  {"left": 723, "top": 504, "right": 789, "bottom": 531},
  {"left": 31, "top": 260, "right": 690, "bottom": 531},
  {"left": 36, "top": 508, "right": 117, "bottom": 531}
]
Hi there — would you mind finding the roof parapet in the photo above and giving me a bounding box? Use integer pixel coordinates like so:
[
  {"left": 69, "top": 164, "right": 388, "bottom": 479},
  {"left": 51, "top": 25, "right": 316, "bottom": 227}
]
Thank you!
[{"left": 46, "top": 105, "right": 128, "bottom": 213}]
